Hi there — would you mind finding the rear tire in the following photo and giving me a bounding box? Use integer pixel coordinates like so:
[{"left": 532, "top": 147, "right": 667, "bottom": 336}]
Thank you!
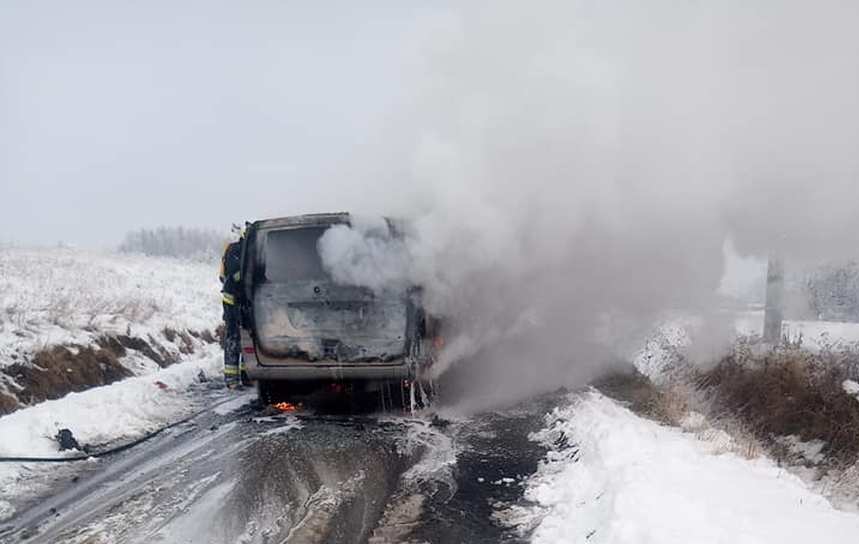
[{"left": 257, "top": 380, "right": 274, "bottom": 405}]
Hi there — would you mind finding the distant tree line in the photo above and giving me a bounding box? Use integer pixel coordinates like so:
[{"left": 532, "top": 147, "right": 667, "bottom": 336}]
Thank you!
[
  {"left": 118, "top": 226, "right": 228, "bottom": 261},
  {"left": 804, "top": 262, "right": 859, "bottom": 322}
]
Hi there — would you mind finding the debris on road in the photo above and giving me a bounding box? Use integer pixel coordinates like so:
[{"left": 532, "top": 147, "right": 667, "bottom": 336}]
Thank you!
[{"left": 55, "top": 429, "right": 82, "bottom": 452}]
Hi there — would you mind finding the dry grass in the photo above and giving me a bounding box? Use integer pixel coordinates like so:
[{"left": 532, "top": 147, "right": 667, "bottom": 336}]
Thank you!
[
  {"left": 164, "top": 327, "right": 196, "bottom": 355},
  {"left": 601, "top": 340, "right": 859, "bottom": 489},
  {"left": 196, "top": 329, "right": 217, "bottom": 344},
  {"left": 595, "top": 371, "right": 691, "bottom": 426},
  {"left": 0, "top": 329, "right": 213, "bottom": 415},
  {"left": 0, "top": 392, "right": 17, "bottom": 415},
  {"left": 3, "top": 342, "right": 133, "bottom": 411},
  {"left": 599, "top": 371, "right": 772, "bottom": 461},
  {"left": 699, "top": 347, "right": 859, "bottom": 465},
  {"left": 108, "top": 334, "right": 179, "bottom": 368}
]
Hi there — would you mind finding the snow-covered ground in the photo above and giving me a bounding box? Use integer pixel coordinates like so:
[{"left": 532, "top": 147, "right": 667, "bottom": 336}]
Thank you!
[
  {"left": 518, "top": 391, "right": 859, "bottom": 543},
  {"left": 4, "top": 248, "right": 859, "bottom": 538},
  {"left": 633, "top": 311, "right": 859, "bottom": 383},
  {"left": 0, "top": 344, "right": 222, "bottom": 459},
  {"left": 0, "top": 248, "right": 226, "bottom": 522},
  {"left": 0, "top": 344, "right": 226, "bottom": 522},
  {"left": 518, "top": 313, "right": 859, "bottom": 543},
  {"left": 0, "top": 247, "right": 221, "bottom": 368},
  {"left": 736, "top": 310, "right": 859, "bottom": 351}
]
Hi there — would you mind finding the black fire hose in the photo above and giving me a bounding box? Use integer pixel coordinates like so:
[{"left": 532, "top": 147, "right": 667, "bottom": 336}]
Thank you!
[{"left": 0, "top": 396, "right": 240, "bottom": 463}]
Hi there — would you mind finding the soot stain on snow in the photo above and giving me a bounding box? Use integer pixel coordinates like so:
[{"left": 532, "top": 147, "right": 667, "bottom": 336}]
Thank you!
[{"left": 407, "top": 395, "right": 560, "bottom": 544}]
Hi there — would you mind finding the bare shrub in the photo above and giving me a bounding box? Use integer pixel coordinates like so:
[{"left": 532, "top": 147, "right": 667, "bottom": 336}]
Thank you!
[
  {"left": 0, "top": 392, "right": 18, "bottom": 416},
  {"left": 700, "top": 347, "right": 859, "bottom": 465},
  {"left": 696, "top": 415, "right": 764, "bottom": 460}
]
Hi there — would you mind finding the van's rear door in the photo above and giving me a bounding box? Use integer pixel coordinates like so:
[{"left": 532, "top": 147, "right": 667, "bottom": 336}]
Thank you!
[{"left": 251, "top": 226, "right": 409, "bottom": 364}]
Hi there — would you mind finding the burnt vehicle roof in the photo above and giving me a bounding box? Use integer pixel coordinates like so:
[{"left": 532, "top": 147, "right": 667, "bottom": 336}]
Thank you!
[{"left": 253, "top": 212, "right": 350, "bottom": 230}]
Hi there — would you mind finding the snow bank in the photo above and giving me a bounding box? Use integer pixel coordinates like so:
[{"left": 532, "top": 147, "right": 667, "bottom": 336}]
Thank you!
[
  {"left": 0, "top": 345, "right": 224, "bottom": 522},
  {"left": 0, "top": 344, "right": 221, "bottom": 458},
  {"left": 0, "top": 247, "right": 221, "bottom": 367},
  {"left": 520, "top": 392, "right": 859, "bottom": 544}
]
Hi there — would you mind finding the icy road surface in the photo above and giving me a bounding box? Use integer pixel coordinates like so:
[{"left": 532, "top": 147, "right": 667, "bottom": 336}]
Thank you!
[{"left": 1, "top": 388, "right": 557, "bottom": 544}]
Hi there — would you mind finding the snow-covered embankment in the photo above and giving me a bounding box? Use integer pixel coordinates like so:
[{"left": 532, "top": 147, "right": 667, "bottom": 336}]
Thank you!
[
  {"left": 0, "top": 247, "right": 226, "bottom": 521},
  {"left": 519, "top": 391, "right": 859, "bottom": 543},
  {"left": 0, "top": 247, "right": 222, "bottom": 413}
]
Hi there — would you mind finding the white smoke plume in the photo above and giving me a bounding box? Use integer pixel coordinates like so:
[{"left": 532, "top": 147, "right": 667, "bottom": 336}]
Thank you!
[
  {"left": 317, "top": 216, "right": 414, "bottom": 295},
  {"left": 318, "top": 0, "right": 859, "bottom": 409}
]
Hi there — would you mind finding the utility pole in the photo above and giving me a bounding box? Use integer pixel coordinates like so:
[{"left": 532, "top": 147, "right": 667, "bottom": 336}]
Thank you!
[{"left": 764, "top": 255, "right": 784, "bottom": 344}]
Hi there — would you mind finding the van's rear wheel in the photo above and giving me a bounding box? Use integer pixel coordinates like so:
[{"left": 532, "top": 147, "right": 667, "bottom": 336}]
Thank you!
[{"left": 257, "top": 380, "right": 274, "bottom": 405}]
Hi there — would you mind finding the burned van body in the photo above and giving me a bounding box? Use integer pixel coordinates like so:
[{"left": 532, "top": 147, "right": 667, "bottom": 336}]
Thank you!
[{"left": 239, "top": 213, "right": 436, "bottom": 404}]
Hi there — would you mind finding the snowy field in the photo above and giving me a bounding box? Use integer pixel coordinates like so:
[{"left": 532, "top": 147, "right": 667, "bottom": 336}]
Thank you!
[
  {"left": 633, "top": 311, "right": 859, "bottom": 383},
  {"left": 736, "top": 310, "right": 859, "bottom": 351},
  {"left": 0, "top": 247, "right": 221, "bottom": 367}
]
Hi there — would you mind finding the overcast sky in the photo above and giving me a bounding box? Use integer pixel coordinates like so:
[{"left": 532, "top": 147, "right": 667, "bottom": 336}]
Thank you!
[
  {"left": 1, "top": 1, "right": 441, "bottom": 247},
  {"left": 3, "top": 0, "right": 859, "bottom": 264}
]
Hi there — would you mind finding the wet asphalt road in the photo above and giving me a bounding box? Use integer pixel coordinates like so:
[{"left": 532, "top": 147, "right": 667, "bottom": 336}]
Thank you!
[{"left": 0, "top": 389, "right": 559, "bottom": 544}]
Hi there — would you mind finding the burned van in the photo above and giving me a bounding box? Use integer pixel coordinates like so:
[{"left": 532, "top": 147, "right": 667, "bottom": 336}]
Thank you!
[{"left": 239, "top": 213, "right": 437, "bottom": 406}]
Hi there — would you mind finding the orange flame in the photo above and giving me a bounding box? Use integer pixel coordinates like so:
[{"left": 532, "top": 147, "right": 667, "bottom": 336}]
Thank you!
[{"left": 272, "top": 402, "right": 299, "bottom": 413}]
